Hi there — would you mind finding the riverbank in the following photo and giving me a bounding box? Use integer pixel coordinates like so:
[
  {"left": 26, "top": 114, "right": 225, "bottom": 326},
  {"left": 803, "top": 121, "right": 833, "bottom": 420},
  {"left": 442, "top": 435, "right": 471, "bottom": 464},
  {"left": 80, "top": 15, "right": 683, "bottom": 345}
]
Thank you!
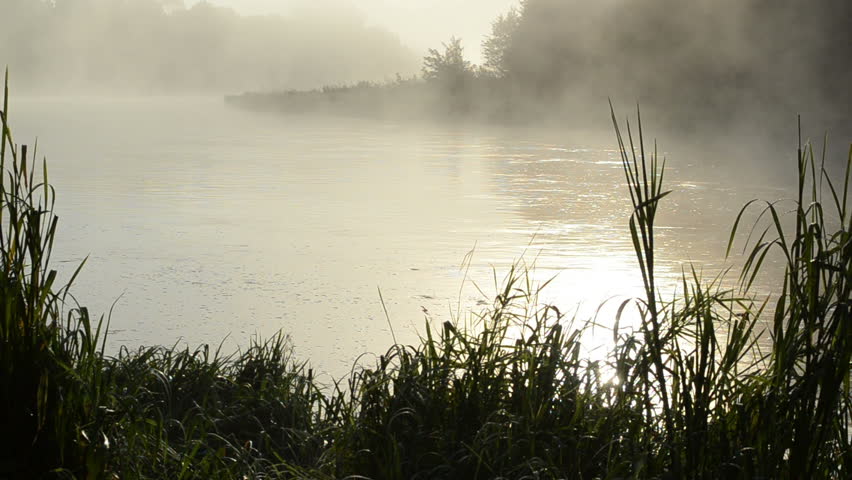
[
  {"left": 223, "top": 78, "right": 545, "bottom": 126},
  {"left": 224, "top": 77, "right": 852, "bottom": 148},
  {"left": 3, "top": 78, "right": 850, "bottom": 478}
]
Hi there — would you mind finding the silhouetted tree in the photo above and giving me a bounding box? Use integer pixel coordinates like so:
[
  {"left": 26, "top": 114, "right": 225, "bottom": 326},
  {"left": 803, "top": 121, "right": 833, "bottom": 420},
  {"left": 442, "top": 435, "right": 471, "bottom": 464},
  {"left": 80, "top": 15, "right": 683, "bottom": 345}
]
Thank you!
[
  {"left": 497, "top": 0, "right": 851, "bottom": 125},
  {"left": 481, "top": 6, "right": 521, "bottom": 78},
  {"left": 421, "top": 36, "right": 473, "bottom": 85}
]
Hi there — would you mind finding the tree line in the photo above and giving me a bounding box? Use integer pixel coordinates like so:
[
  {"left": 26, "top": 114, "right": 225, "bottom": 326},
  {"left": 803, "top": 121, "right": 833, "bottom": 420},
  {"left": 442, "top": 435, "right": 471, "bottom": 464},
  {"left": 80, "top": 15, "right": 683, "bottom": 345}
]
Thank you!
[
  {"left": 421, "top": 0, "right": 852, "bottom": 128},
  {"left": 0, "top": 0, "right": 418, "bottom": 93}
]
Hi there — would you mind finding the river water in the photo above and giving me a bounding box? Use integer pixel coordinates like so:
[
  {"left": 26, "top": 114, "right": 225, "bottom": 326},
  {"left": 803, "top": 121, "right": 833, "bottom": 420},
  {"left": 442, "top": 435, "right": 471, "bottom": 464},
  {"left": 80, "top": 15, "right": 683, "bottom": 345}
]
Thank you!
[{"left": 10, "top": 97, "right": 794, "bottom": 377}]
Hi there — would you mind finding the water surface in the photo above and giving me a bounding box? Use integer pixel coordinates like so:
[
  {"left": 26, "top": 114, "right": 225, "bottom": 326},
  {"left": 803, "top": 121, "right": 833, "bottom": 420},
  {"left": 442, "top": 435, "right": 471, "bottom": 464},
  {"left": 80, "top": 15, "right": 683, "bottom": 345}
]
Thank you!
[{"left": 11, "top": 97, "right": 791, "bottom": 376}]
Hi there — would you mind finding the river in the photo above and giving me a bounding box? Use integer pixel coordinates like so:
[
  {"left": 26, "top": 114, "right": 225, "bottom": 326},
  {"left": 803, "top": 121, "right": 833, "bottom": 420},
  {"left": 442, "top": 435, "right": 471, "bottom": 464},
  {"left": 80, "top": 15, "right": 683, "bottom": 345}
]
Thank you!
[{"left": 10, "top": 97, "right": 793, "bottom": 377}]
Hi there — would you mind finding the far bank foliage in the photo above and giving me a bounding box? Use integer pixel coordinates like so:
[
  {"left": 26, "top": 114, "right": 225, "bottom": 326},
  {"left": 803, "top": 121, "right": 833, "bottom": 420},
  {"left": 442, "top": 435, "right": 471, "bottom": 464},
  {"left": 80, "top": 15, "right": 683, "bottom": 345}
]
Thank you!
[
  {"left": 500, "top": 0, "right": 851, "bottom": 117},
  {"left": 229, "top": 0, "right": 852, "bottom": 132},
  {"left": 2, "top": 75, "right": 851, "bottom": 478}
]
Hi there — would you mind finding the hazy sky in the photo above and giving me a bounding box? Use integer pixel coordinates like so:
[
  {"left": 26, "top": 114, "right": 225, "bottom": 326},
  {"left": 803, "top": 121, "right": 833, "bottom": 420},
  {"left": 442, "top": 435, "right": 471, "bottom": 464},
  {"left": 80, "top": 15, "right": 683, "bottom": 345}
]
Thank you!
[{"left": 190, "top": 0, "right": 520, "bottom": 62}]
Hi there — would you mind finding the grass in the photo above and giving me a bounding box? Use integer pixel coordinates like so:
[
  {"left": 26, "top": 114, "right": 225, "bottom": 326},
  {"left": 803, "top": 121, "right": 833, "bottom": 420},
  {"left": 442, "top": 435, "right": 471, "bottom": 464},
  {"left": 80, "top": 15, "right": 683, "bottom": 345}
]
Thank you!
[{"left": 1, "top": 73, "right": 850, "bottom": 479}]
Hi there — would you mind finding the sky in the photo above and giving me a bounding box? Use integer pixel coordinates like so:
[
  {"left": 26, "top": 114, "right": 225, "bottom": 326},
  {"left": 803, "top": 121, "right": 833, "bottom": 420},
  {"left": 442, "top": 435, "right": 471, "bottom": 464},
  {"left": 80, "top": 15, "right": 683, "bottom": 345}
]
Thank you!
[{"left": 189, "top": 0, "right": 520, "bottom": 62}]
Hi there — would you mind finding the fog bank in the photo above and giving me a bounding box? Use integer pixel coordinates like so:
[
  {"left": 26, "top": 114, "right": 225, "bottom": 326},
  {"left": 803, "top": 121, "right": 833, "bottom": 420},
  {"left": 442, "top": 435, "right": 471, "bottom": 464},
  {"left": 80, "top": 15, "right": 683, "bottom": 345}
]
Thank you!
[{"left": 0, "top": 0, "right": 420, "bottom": 94}]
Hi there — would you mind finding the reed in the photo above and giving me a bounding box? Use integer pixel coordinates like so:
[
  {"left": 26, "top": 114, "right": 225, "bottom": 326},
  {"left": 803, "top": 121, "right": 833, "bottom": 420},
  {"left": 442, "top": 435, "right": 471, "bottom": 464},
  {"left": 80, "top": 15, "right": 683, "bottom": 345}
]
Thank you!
[
  {"left": 0, "top": 69, "right": 112, "bottom": 478},
  {"left": 0, "top": 72, "right": 849, "bottom": 478}
]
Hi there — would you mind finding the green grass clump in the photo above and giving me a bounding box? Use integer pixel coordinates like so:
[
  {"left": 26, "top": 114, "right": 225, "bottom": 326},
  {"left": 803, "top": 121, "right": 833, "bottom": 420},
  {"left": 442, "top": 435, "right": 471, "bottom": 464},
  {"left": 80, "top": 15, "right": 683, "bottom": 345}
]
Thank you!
[
  {"left": 103, "top": 336, "right": 329, "bottom": 478},
  {"left": 0, "top": 70, "right": 113, "bottom": 478},
  {"left": 0, "top": 73, "right": 849, "bottom": 479}
]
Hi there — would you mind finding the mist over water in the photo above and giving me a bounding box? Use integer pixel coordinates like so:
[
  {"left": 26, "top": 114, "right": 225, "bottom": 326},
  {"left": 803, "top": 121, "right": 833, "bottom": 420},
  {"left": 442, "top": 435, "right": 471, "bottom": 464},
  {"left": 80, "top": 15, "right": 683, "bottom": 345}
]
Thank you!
[
  {"left": 4, "top": 4, "right": 851, "bottom": 478},
  {"left": 1, "top": 0, "right": 419, "bottom": 93},
  {"left": 10, "top": 97, "right": 790, "bottom": 376},
  {"left": 1, "top": 0, "right": 848, "bottom": 375}
]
